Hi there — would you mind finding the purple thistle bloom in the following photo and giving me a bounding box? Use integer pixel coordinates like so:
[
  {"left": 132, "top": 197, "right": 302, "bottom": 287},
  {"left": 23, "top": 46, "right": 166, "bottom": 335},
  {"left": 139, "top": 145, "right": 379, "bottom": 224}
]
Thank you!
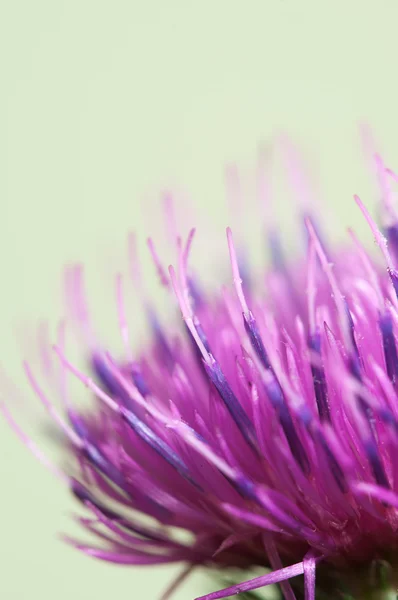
[{"left": 6, "top": 136, "right": 398, "bottom": 599}]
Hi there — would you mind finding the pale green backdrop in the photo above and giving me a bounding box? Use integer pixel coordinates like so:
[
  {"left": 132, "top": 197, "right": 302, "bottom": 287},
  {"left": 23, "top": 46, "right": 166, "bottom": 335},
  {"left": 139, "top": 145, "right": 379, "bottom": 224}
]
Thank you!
[{"left": 2, "top": 1, "right": 398, "bottom": 599}]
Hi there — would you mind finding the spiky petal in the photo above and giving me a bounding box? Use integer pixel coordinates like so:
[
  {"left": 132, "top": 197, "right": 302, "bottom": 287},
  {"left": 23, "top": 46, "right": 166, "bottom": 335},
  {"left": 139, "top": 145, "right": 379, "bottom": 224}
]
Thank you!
[{"left": 6, "top": 136, "right": 398, "bottom": 600}]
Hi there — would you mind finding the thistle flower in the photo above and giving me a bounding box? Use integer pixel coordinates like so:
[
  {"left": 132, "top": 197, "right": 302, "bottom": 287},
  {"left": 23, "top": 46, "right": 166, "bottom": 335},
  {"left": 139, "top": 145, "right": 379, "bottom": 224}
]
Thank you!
[{"left": 5, "top": 136, "right": 398, "bottom": 600}]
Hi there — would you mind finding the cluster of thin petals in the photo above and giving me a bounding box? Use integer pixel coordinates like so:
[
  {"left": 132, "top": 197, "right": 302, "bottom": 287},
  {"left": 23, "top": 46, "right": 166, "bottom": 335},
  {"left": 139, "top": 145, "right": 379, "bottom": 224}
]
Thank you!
[{"left": 5, "top": 139, "right": 398, "bottom": 600}]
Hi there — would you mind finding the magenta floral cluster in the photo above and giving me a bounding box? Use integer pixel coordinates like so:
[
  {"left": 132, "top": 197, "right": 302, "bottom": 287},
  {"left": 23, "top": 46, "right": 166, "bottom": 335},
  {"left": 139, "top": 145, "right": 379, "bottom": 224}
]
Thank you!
[{"left": 5, "top": 140, "right": 398, "bottom": 600}]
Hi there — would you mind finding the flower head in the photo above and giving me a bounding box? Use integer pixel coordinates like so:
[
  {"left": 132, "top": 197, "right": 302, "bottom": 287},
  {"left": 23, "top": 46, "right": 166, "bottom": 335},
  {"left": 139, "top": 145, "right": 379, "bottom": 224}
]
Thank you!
[{"left": 5, "top": 136, "right": 398, "bottom": 600}]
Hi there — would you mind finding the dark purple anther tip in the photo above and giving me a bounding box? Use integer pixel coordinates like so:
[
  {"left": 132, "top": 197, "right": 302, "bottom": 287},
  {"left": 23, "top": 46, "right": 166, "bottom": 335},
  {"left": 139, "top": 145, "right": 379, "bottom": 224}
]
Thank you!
[
  {"left": 264, "top": 375, "right": 310, "bottom": 476},
  {"left": 121, "top": 407, "right": 202, "bottom": 490},
  {"left": 315, "top": 430, "right": 347, "bottom": 493},
  {"left": 92, "top": 353, "right": 120, "bottom": 396},
  {"left": 130, "top": 365, "right": 150, "bottom": 397},
  {"left": 240, "top": 299, "right": 309, "bottom": 473},
  {"left": 186, "top": 319, "right": 211, "bottom": 373},
  {"left": 92, "top": 354, "right": 201, "bottom": 489},
  {"left": 83, "top": 443, "right": 127, "bottom": 490},
  {"left": 68, "top": 411, "right": 89, "bottom": 438},
  {"left": 92, "top": 353, "right": 133, "bottom": 407},
  {"left": 298, "top": 404, "right": 313, "bottom": 428},
  {"left": 70, "top": 479, "right": 121, "bottom": 520},
  {"left": 68, "top": 409, "right": 128, "bottom": 491},
  {"left": 235, "top": 475, "right": 257, "bottom": 500},
  {"left": 308, "top": 332, "right": 330, "bottom": 422},
  {"left": 193, "top": 320, "right": 211, "bottom": 353},
  {"left": 243, "top": 311, "right": 270, "bottom": 369},
  {"left": 345, "top": 301, "right": 361, "bottom": 363},
  {"left": 386, "top": 224, "right": 398, "bottom": 263},
  {"left": 348, "top": 353, "right": 362, "bottom": 382},
  {"left": 188, "top": 276, "right": 204, "bottom": 309},
  {"left": 204, "top": 358, "right": 259, "bottom": 454},
  {"left": 147, "top": 309, "right": 174, "bottom": 368},
  {"left": 380, "top": 312, "right": 398, "bottom": 385},
  {"left": 364, "top": 439, "right": 390, "bottom": 489},
  {"left": 389, "top": 270, "right": 398, "bottom": 300}
]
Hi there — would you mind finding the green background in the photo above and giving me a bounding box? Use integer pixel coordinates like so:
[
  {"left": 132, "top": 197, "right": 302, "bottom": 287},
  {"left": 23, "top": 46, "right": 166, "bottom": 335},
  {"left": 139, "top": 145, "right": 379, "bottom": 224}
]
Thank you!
[{"left": 2, "top": 1, "right": 398, "bottom": 598}]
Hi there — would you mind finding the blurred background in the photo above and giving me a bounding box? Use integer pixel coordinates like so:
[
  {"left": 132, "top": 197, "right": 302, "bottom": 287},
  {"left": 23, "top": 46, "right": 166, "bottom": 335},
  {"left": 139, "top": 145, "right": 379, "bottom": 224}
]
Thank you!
[{"left": 1, "top": 1, "right": 398, "bottom": 598}]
